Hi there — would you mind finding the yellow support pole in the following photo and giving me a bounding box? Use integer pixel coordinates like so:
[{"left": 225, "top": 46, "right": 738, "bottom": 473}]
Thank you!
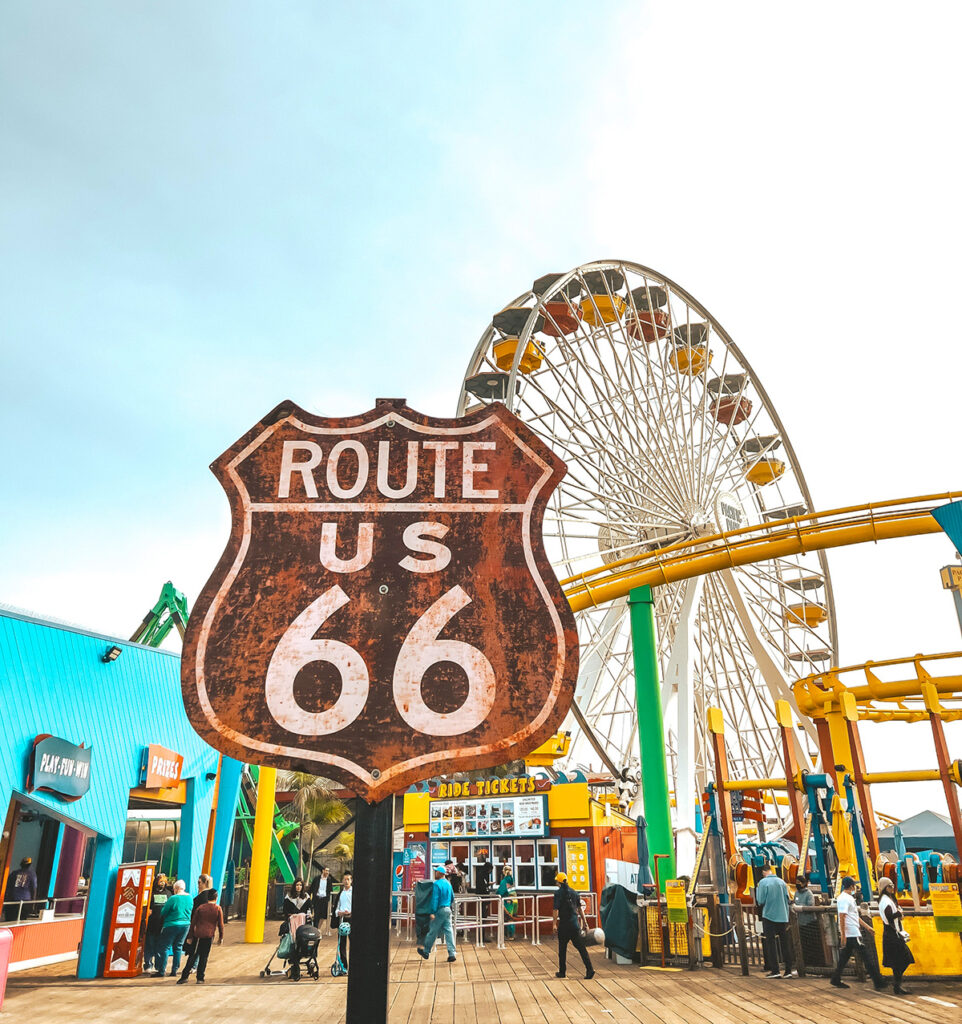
[
  {"left": 245, "top": 765, "right": 276, "bottom": 944},
  {"left": 823, "top": 691, "right": 857, "bottom": 781}
]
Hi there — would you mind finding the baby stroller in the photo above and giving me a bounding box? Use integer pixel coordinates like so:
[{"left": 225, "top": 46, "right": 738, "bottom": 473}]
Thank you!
[
  {"left": 260, "top": 915, "right": 319, "bottom": 981},
  {"left": 290, "top": 924, "right": 321, "bottom": 981}
]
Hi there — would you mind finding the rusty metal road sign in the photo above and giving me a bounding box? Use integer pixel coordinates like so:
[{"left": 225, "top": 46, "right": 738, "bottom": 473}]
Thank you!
[{"left": 182, "top": 398, "right": 579, "bottom": 800}]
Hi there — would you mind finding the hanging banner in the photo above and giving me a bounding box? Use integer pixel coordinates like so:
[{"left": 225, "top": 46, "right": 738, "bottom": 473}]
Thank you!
[
  {"left": 182, "top": 399, "right": 578, "bottom": 800},
  {"left": 27, "top": 735, "right": 92, "bottom": 802}
]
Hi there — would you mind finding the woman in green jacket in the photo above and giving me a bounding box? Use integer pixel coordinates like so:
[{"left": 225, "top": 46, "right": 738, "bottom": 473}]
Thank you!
[
  {"left": 156, "top": 879, "right": 193, "bottom": 977},
  {"left": 498, "top": 866, "right": 518, "bottom": 940}
]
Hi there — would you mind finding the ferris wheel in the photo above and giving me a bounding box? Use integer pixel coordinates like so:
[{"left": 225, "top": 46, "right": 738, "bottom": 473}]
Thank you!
[{"left": 457, "top": 259, "right": 838, "bottom": 848}]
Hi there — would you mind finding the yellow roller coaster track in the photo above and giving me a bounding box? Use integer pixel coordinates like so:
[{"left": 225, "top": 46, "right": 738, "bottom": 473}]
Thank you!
[
  {"left": 794, "top": 651, "right": 962, "bottom": 723},
  {"left": 562, "top": 491, "right": 962, "bottom": 613}
]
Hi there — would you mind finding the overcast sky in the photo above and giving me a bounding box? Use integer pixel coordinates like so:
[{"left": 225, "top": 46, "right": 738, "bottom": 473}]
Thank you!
[{"left": 2, "top": 2, "right": 960, "bottom": 814}]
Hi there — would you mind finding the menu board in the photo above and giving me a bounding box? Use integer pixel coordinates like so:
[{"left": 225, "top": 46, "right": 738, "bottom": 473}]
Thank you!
[
  {"left": 429, "top": 794, "right": 547, "bottom": 839},
  {"left": 564, "top": 840, "right": 590, "bottom": 891}
]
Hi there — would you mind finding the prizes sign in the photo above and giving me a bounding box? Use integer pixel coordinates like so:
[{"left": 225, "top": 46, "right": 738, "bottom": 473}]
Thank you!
[
  {"left": 140, "top": 744, "right": 184, "bottom": 789},
  {"left": 182, "top": 399, "right": 579, "bottom": 800}
]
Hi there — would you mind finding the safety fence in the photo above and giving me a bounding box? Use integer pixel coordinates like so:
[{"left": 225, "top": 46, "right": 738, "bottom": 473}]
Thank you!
[
  {"left": 391, "top": 891, "right": 599, "bottom": 950},
  {"left": 1, "top": 895, "right": 88, "bottom": 923},
  {"left": 660, "top": 900, "right": 886, "bottom": 979}
]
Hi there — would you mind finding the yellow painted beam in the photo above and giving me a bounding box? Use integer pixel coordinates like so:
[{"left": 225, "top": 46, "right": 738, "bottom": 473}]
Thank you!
[
  {"left": 245, "top": 765, "right": 276, "bottom": 944},
  {"left": 862, "top": 769, "right": 944, "bottom": 784},
  {"left": 721, "top": 778, "right": 788, "bottom": 791}
]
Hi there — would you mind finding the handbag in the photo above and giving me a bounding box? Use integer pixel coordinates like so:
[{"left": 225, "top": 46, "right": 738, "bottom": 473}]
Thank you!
[
  {"left": 277, "top": 933, "right": 293, "bottom": 959},
  {"left": 338, "top": 921, "right": 351, "bottom": 936}
]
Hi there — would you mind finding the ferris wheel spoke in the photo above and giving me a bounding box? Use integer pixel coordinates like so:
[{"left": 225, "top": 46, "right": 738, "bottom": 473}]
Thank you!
[
  {"left": 521, "top": 372, "right": 688, "bottom": 523},
  {"left": 702, "top": 574, "right": 779, "bottom": 779},
  {"left": 539, "top": 335, "right": 692, "bottom": 517}
]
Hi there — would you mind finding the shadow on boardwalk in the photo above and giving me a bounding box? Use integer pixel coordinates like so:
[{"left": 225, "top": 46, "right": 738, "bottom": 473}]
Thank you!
[{"left": 4, "top": 922, "right": 961, "bottom": 1023}]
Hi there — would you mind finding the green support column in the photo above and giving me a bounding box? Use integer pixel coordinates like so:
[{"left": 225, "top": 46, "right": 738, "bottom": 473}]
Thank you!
[{"left": 628, "top": 584, "right": 675, "bottom": 888}]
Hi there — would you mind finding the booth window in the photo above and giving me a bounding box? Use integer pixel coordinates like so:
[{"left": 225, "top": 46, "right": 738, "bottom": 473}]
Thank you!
[
  {"left": 515, "top": 842, "right": 536, "bottom": 888},
  {"left": 537, "top": 839, "right": 560, "bottom": 887},
  {"left": 492, "top": 842, "right": 513, "bottom": 885},
  {"left": 450, "top": 842, "right": 469, "bottom": 874}
]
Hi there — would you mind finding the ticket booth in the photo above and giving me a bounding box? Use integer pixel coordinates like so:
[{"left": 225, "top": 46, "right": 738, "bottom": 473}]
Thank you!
[{"left": 402, "top": 774, "right": 638, "bottom": 903}]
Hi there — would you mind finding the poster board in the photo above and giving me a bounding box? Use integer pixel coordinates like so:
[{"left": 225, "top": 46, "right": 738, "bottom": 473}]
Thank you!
[
  {"left": 929, "top": 882, "right": 962, "bottom": 933},
  {"left": 665, "top": 879, "right": 688, "bottom": 924}
]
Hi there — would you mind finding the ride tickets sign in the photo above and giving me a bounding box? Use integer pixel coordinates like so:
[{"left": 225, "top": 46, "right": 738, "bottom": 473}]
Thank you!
[
  {"left": 182, "top": 399, "right": 579, "bottom": 801},
  {"left": 429, "top": 776, "right": 551, "bottom": 799}
]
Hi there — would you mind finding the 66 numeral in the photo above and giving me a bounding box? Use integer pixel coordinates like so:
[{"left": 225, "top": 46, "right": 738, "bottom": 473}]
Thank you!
[{"left": 264, "top": 585, "right": 496, "bottom": 738}]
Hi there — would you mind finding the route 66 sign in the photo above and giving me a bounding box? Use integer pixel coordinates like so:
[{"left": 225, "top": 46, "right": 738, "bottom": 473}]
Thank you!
[{"left": 182, "top": 398, "right": 579, "bottom": 800}]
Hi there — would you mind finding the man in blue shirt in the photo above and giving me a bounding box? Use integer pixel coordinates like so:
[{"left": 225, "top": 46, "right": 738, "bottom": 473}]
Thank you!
[
  {"left": 418, "top": 867, "right": 457, "bottom": 962},
  {"left": 755, "top": 863, "right": 796, "bottom": 978}
]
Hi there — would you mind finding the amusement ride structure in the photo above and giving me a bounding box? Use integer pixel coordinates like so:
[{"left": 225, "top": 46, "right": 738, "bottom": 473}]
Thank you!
[{"left": 459, "top": 259, "right": 962, "bottom": 888}]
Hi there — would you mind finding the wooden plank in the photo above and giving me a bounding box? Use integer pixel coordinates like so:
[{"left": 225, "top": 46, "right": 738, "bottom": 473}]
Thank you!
[{"left": 5, "top": 921, "right": 961, "bottom": 1024}]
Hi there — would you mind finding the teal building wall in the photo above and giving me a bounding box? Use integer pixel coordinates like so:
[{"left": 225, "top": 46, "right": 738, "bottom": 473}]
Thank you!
[{"left": 0, "top": 609, "right": 240, "bottom": 978}]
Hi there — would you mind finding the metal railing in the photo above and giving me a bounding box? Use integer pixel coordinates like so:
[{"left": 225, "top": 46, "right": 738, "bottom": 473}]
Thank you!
[
  {"left": 1, "top": 896, "right": 88, "bottom": 924},
  {"left": 390, "top": 890, "right": 599, "bottom": 950}
]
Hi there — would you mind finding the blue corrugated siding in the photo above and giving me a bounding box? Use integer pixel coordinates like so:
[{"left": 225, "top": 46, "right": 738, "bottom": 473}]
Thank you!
[
  {"left": 0, "top": 610, "right": 237, "bottom": 976},
  {"left": 0, "top": 612, "right": 218, "bottom": 839}
]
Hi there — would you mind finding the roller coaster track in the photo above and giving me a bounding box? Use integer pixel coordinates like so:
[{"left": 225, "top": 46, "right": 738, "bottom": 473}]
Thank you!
[
  {"left": 562, "top": 492, "right": 962, "bottom": 613},
  {"left": 794, "top": 651, "right": 962, "bottom": 722}
]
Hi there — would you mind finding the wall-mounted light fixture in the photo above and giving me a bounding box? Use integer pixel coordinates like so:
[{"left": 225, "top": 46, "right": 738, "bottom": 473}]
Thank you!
[
  {"left": 102, "top": 646, "right": 122, "bottom": 663},
  {"left": 205, "top": 771, "right": 218, "bottom": 781}
]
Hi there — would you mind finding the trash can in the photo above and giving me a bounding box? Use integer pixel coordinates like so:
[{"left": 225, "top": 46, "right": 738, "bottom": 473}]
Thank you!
[{"left": 0, "top": 927, "right": 13, "bottom": 1011}]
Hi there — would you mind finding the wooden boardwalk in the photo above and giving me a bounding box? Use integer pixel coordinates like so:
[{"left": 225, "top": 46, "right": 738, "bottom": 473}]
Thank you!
[{"left": 4, "top": 922, "right": 961, "bottom": 1024}]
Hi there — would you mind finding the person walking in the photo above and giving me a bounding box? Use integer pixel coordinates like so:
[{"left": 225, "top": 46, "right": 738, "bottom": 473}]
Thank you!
[
  {"left": 310, "top": 868, "right": 332, "bottom": 938},
  {"left": 552, "top": 872, "right": 594, "bottom": 980},
  {"left": 498, "top": 865, "right": 518, "bottom": 940},
  {"left": 283, "top": 878, "right": 312, "bottom": 981},
  {"left": 5, "top": 857, "right": 37, "bottom": 920},
  {"left": 830, "top": 876, "right": 888, "bottom": 991},
  {"left": 335, "top": 872, "right": 353, "bottom": 973},
  {"left": 181, "top": 873, "right": 216, "bottom": 978},
  {"left": 793, "top": 874, "right": 821, "bottom": 967},
  {"left": 144, "top": 873, "right": 172, "bottom": 975},
  {"left": 755, "top": 863, "right": 796, "bottom": 978},
  {"left": 283, "top": 878, "right": 312, "bottom": 925},
  {"left": 877, "top": 877, "right": 913, "bottom": 995},
  {"left": 418, "top": 866, "right": 457, "bottom": 963},
  {"left": 475, "top": 851, "right": 493, "bottom": 941},
  {"left": 156, "top": 880, "right": 192, "bottom": 977},
  {"left": 445, "top": 859, "right": 464, "bottom": 900},
  {"left": 444, "top": 859, "right": 464, "bottom": 939},
  {"left": 177, "top": 889, "right": 224, "bottom": 985}
]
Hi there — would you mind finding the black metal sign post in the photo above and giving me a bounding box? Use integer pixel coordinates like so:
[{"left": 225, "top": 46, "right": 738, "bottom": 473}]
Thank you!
[{"left": 345, "top": 796, "right": 394, "bottom": 1023}]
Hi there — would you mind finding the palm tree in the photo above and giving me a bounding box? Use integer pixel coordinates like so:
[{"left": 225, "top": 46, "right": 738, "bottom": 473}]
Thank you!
[
  {"left": 323, "top": 831, "right": 355, "bottom": 873},
  {"left": 282, "top": 772, "right": 350, "bottom": 882}
]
